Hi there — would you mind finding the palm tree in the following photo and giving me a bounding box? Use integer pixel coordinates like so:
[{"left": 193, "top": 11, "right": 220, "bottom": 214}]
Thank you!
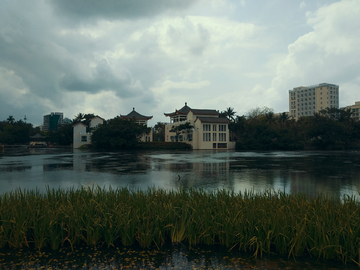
[
  {"left": 278, "top": 112, "right": 290, "bottom": 127},
  {"left": 73, "top": 113, "right": 84, "bottom": 124},
  {"left": 6, "top": 116, "right": 15, "bottom": 124},
  {"left": 225, "top": 107, "right": 236, "bottom": 121}
]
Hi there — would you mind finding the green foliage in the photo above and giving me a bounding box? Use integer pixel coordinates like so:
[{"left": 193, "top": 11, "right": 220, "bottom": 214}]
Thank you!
[
  {"left": 153, "top": 122, "right": 165, "bottom": 141},
  {"left": 220, "top": 107, "right": 236, "bottom": 121},
  {"left": 72, "top": 113, "right": 95, "bottom": 128},
  {"left": 91, "top": 117, "right": 150, "bottom": 150},
  {"left": 230, "top": 107, "right": 360, "bottom": 151},
  {"left": 1, "top": 187, "right": 360, "bottom": 266},
  {"left": 0, "top": 117, "right": 34, "bottom": 145},
  {"left": 169, "top": 122, "right": 194, "bottom": 142},
  {"left": 46, "top": 123, "right": 73, "bottom": 145}
]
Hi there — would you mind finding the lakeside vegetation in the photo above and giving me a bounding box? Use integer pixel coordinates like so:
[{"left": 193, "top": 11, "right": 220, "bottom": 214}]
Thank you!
[
  {"left": 1, "top": 187, "right": 360, "bottom": 266},
  {"left": 224, "top": 107, "right": 360, "bottom": 150},
  {"left": 1, "top": 107, "right": 360, "bottom": 150}
]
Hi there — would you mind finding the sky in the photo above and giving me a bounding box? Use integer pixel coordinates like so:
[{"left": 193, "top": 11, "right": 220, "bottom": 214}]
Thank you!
[{"left": 1, "top": 0, "right": 359, "bottom": 127}]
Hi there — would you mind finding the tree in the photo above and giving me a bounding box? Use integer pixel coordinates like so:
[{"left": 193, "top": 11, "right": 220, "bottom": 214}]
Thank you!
[
  {"left": 49, "top": 123, "right": 73, "bottom": 145},
  {"left": 277, "top": 112, "right": 290, "bottom": 128},
  {"left": 153, "top": 122, "right": 165, "bottom": 141},
  {"left": 73, "top": 113, "right": 95, "bottom": 127},
  {"left": 247, "top": 106, "right": 274, "bottom": 120},
  {"left": 91, "top": 117, "right": 150, "bottom": 149},
  {"left": 221, "top": 107, "right": 236, "bottom": 121},
  {"left": 0, "top": 118, "right": 34, "bottom": 145},
  {"left": 73, "top": 113, "right": 84, "bottom": 124},
  {"left": 6, "top": 116, "right": 15, "bottom": 124},
  {"left": 169, "top": 122, "right": 194, "bottom": 142}
]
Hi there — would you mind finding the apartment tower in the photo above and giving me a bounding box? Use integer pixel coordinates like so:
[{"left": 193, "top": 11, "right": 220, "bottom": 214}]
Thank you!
[
  {"left": 42, "top": 112, "right": 64, "bottom": 131},
  {"left": 289, "top": 83, "right": 339, "bottom": 120}
]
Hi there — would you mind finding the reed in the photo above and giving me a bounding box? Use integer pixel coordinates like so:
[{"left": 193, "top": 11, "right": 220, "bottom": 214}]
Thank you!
[{"left": 1, "top": 186, "right": 360, "bottom": 265}]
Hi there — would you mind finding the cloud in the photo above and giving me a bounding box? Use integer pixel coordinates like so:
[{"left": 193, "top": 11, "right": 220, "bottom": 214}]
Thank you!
[
  {"left": 50, "top": 0, "right": 197, "bottom": 22},
  {"left": 59, "top": 60, "right": 143, "bottom": 98},
  {"left": 151, "top": 79, "right": 211, "bottom": 95},
  {"left": 2, "top": 0, "right": 356, "bottom": 127},
  {"left": 300, "top": 1, "right": 307, "bottom": 9},
  {"left": 268, "top": 0, "right": 360, "bottom": 111}
]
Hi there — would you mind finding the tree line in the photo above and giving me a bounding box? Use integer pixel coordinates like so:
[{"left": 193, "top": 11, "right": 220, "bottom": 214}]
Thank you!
[
  {"left": 0, "top": 113, "right": 152, "bottom": 149},
  {"left": 221, "top": 107, "right": 360, "bottom": 150},
  {"left": 1, "top": 107, "right": 359, "bottom": 150}
]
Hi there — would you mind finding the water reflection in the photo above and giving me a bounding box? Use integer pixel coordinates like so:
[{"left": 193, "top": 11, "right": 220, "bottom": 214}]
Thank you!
[{"left": 0, "top": 148, "right": 360, "bottom": 200}]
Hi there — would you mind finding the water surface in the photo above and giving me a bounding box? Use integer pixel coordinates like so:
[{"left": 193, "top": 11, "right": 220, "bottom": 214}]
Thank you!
[{"left": 1, "top": 147, "right": 360, "bottom": 200}]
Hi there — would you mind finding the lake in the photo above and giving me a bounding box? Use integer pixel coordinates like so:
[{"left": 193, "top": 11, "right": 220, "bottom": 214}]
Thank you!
[
  {"left": 1, "top": 147, "right": 360, "bottom": 199},
  {"left": 1, "top": 147, "right": 360, "bottom": 269}
]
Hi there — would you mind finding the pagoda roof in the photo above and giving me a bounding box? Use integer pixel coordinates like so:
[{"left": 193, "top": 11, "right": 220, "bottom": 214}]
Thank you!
[
  {"left": 164, "top": 103, "right": 220, "bottom": 117},
  {"left": 164, "top": 102, "right": 191, "bottom": 117},
  {"left": 190, "top": 109, "right": 219, "bottom": 115},
  {"left": 29, "top": 133, "right": 46, "bottom": 139},
  {"left": 121, "top": 108, "right": 153, "bottom": 120},
  {"left": 195, "top": 117, "right": 229, "bottom": 124}
]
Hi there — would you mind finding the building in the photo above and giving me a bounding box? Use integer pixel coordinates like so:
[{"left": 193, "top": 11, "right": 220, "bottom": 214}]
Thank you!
[
  {"left": 73, "top": 116, "right": 104, "bottom": 148},
  {"left": 289, "top": 83, "right": 339, "bottom": 120},
  {"left": 42, "top": 112, "right": 64, "bottom": 131},
  {"left": 120, "top": 108, "right": 153, "bottom": 142},
  {"left": 343, "top": 101, "right": 360, "bottom": 121},
  {"left": 164, "top": 102, "right": 235, "bottom": 150}
]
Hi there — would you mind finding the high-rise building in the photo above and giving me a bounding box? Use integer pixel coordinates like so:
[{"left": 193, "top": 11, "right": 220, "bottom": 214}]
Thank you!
[
  {"left": 343, "top": 101, "right": 360, "bottom": 121},
  {"left": 289, "top": 83, "right": 339, "bottom": 120},
  {"left": 42, "top": 112, "right": 64, "bottom": 131}
]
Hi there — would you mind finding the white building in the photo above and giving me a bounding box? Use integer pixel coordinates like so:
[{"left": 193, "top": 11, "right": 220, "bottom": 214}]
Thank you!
[
  {"left": 164, "top": 103, "right": 235, "bottom": 150},
  {"left": 73, "top": 116, "right": 104, "bottom": 148},
  {"left": 289, "top": 83, "right": 339, "bottom": 120}
]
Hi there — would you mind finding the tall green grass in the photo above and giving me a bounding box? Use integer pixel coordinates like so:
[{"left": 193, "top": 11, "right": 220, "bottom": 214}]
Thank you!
[{"left": 0, "top": 187, "right": 360, "bottom": 265}]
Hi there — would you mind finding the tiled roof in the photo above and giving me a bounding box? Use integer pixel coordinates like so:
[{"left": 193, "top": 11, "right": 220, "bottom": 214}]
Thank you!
[
  {"left": 164, "top": 102, "right": 191, "bottom": 116},
  {"left": 72, "top": 122, "right": 87, "bottom": 127},
  {"left": 190, "top": 109, "right": 219, "bottom": 115},
  {"left": 195, "top": 117, "right": 229, "bottom": 123},
  {"left": 90, "top": 116, "right": 105, "bottom": 121},
  {"left": 121, "top": 108, "right": 153, "bottom": 120},
  {"left": 164, "top": 103, "right": 220, "bottom": 117}
]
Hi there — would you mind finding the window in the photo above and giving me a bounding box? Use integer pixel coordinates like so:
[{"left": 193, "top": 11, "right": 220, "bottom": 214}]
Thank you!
[
  {"left": 213, "top": 125, "right": 217, "bottom": 131},
  {"left": 203, "top": 124, "right": 211, "bottom": 131},
  {"left": 81, "top": 136, "right": 87, "bottom": 142},
  {"left": 218, "top": 143, "right": 227, "bottom": 148},
  {"left": 203, "top": 133, "right": 211, "bottom": 141},
  {"left": 219, "top": 133, "right": 226, "bottom": 142},
  {"left": 219, "top": 125, "right": 226, "bottom": 131},
  {"left": 213, "top": 133, "right": 217, "bottom": 141},
  {"left": 213, "top": 143, "right": 216, "bottom": 149}
]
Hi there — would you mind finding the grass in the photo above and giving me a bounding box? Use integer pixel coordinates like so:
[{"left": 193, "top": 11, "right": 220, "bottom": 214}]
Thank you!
[{"left": 0, "top": 187, "right": 360, "bottom": 266}]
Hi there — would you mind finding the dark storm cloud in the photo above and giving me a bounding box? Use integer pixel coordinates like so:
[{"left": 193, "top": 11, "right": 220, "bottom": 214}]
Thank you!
[
  {"left": 0, "top": 0, "right": 165, "bottom": 125},
  {"left": 59, "top": 60, "right": 140, "bottom": 97},
  {"left": 50, "top": 0, "right": 197, "bottom": 21}
]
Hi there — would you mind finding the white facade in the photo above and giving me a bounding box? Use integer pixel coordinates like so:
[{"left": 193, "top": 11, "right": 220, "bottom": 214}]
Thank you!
[
  {"left": 164, "top": 103, "right": 235, "bottom": 150},
  {"left": 73, "top": 116, "right": 104, "bottom": 148}
]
